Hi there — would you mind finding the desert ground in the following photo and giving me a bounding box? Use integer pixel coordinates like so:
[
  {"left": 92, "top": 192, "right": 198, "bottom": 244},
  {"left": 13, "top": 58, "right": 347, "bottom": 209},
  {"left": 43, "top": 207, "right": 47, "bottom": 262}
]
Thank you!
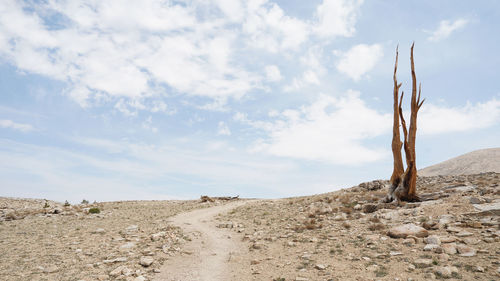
[{"left": 1, "top": 150, "right": 499, "bottom": 281}]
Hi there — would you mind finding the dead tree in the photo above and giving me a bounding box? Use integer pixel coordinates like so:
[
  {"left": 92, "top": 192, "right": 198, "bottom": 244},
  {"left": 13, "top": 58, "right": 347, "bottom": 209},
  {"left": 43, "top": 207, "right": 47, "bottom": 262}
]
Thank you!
[{"left": 385, "top": 43, "right": 424, "bottom": 203}]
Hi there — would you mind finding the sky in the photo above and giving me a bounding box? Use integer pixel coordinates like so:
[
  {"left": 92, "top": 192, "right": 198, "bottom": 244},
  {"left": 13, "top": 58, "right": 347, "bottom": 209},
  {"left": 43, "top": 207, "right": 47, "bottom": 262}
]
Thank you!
[{"left": 0, "top": 0, "right": 499, "bottom": 203}]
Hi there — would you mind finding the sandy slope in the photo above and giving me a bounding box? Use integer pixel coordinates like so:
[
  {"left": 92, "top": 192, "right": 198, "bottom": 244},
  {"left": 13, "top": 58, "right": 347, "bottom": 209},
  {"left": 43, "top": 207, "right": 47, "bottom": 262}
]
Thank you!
[
  {"left": 154, "top": 200, "right": 252, "bottom": 281},
  {"left": 419, "top": 148, "right": 500, "bottom": 177}
]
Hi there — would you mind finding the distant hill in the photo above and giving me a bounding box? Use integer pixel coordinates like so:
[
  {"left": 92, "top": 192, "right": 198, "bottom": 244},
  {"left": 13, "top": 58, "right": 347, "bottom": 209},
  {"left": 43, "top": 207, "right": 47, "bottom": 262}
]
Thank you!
[{"left": 419, "top": 148, "right": 500, "bottom": 177}]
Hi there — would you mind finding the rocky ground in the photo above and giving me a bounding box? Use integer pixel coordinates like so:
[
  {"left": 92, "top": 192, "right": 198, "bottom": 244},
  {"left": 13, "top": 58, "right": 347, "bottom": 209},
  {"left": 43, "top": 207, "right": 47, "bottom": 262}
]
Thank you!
[
  {"left": 220, "top": 172, "right": 500, "bottom": 281},
  {"left": 0, "top": 197, "right": 221, "bottom": 281},
  {"left": 1, "top": 172, "right": 499, "bottom": 281}
]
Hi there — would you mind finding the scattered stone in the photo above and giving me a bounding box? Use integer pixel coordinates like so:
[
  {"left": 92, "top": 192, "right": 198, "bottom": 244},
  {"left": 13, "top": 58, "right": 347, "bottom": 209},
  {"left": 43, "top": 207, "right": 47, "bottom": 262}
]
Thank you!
[
  {"left": 438, "top": 214, "right": 455, "bottom": 225},
  {"left": 441, "top": 243, "right": 457, "bottom": 255},
  {"left": 388, "top": 224, "right": 429, "bottom": 238},
  {"left": 119, "top": 242, "right": 136, "bottom": 250},
  {"left": 473, "top": 202, "right": 500, "bottom": 214},
  {"left": 151, "top": 231, "right": 166, "bottom": 241},
  {"left": 218, "top": 222, "right": 234, "bottom": 228},
  {"left": 423, "top": 244, "right": 440, "bottom": 252},
  {"left": 124, "top": 225, "right": 138, "bottom": 234},
  {"left": 456, "top": 244, "right": 476, "bottom": 257},
  {"left": 134, "top": 276, "right": 146, "bottom": 281},
  {"left": 315, "top": 264, "right": 327, "bottom": 270},
  {"left": 139, "top": 256, "right": 154, "bottom": 267},
  {"left": 390, "top": 251, "right": 403, "bottom": 256},
  {"left": 295, "top": 277, "right": 309, "bottom": 281},
  {"left": 413, "top": 258, "right": 433, "bottom": 268},
  {"left": 434, "top": 266, "right": 458, "bottom": 278},
  {"left": 92, "top": 228, "right": 106, "bottom": 234},
  {"left": 456, "top": 231, "right": 473, "bottom": 237},
  {"left": 424, "top": 235, "right": 441, "bottom": 245},
  {"left": 109, "top": 266, "right": 130, "bottom": 277}
]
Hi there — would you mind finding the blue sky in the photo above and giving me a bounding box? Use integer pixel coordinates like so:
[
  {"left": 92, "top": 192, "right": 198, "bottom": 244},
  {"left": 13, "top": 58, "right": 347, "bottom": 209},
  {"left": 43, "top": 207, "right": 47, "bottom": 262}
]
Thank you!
[{"left": 0, "top": 0, "right": 499, "bottom": 202}]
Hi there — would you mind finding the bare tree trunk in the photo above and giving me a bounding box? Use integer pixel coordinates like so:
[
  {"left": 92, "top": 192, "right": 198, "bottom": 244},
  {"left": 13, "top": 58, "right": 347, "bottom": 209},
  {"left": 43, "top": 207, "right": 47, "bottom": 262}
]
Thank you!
[
  {"left": 386, "top": 43, "right": 424, "bottom": 203},
  {"left": 403, "top": 43, "right": 424, "bottom": 201},
  {"left": 390, "top": 45, "right": 404, "bottom": 188}
]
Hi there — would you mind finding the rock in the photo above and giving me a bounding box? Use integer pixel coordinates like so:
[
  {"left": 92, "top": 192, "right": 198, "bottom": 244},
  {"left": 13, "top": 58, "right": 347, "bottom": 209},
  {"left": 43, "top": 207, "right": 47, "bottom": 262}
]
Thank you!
[
  {"left": 139, "top": 256, "right": 154, "bottom": 267},
  {"left": 93, "top": 228, "right": 106, "bottom": 234},
  {"left": 314, "top": 264, "right": 326, "bottom": 270},
  {"left": 473, "top": 202, "right": 500, "bottom": 215},
  {"left": 218, "top": 221, "right": 234, "bottom": 228},
  {"left": 103, "top": 257, "right": 128, "bottom": 264},
  {"left": 250, "top": 259, "right": 260, "bottom": 265},
  {"left": 440, "top": 236, "right": 456, "bottom": 243},
  {"left": 110, "top": 266, "right": 130, "bottom": 277},
  {"left": 424, "top": 235, "right": 441, "bottom": 245},
  {"left": 362, "top": 204, "right": 378, "bottom": 214},
  {"left": 388, "top": 224, "right": 429, "bottom": 238},
  {"left": 423, "top": 244, "right": 440, "bottom": 252},
  {"left": 454, "top": 185, "right": 475, "bottom": 192},
  {"left": 474, "top": 266, "right": 484, "bottom": 272},
  {"left": 151, "top": 231, "right": 166, "bottom": 241},
  {"left": 413, "top": 258, "right": 433, "bottom": 268},
  {"left": 434, "top": 266, "right": 453, "bottom": 278},
  {"left": 353, "top": 204, "right": 362, "bottom": 210},
  {"left": 315, "top": 264, "right": 327, "bottom": 270},
  {"left": 134, "top": 276, "right": 146, "bottom": 281},
  {"left": 437, "top": 253, "right": 449, "bottom": 261},
  {"left": 446, "top": 227, "right": 461, "bottom": 233},
  {"left": 438, "top": 214, "right": 455, "bottom": 225},
  {"left": 120, "top": 242, "right": 136, "bottom": 250},
  {"left": 456, "top": 231, "right": 473, "bottom": 237},
  {"left": 295, "top": 277, "right": 309, "bottom": 281},
  {"left": 390, "top": 251, "right": 402, "bottom": 256},
  {"left": 441, "top": 243, "right": 457, "bottom": 255},
  {"left": 423, "top": 220, "right": 439, "bottom": 230},
  {"left": 469, "top": 197, "right": 482, "bottom": 204},
  {"left": 402, "top": 238, "right": 415, "bottom": 246},
  {"left": 463, "top": 237, "right": 480, "bottom": 245},
  {"left": 123, "top": 225, "right": 139, "bottom": 235},
  {"left": 456, "top": 244, "right": 476, "bottom": 257}
]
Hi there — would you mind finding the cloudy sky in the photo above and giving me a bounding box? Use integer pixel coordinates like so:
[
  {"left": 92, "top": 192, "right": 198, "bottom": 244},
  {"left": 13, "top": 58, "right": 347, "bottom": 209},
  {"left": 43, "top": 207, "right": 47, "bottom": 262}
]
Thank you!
[{"left": 1, "top": 0, "right": 499, "bottom": 202}]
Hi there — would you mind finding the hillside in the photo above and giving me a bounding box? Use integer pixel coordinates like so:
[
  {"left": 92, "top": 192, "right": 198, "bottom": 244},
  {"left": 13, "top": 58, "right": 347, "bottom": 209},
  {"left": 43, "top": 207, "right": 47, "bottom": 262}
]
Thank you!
[{"left": 419, "top": 148, "right": 500, "bottom": 177}]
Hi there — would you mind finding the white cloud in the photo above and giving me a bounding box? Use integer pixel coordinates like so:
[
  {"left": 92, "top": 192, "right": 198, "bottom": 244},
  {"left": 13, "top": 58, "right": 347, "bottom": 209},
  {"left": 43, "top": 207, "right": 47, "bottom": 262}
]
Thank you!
[
  {"left": 428, "top": 18, "right": 469, "bottom": 41},
  {"left": 0, "top": 0, "right": 366, "bottom": 113},
  {"left": 243, "top": 1, "right": 309, "bottom": 52},
  {"left": 142, "top": 116, "right": 158, "bottom": 133},
  {"left": 265, "top": 65, "right": 282, "bottom": 82},
  {"left": 217, "top": 121, "right": 231, "bottom": 136},
  {"left": 336, "top": 43, "right": 383, "bottom": 81},
  {"left": 0, "top": 119, "right": 34, "bottom": 132},
  {"left": 314, "top": 0, "right": 364, "bottom": 38},
  {"left": 237, "top": 91, "right": 391, "bottom": 165},
  {"left": 419, "top": 98, "right": 500, "bottom": 135}
]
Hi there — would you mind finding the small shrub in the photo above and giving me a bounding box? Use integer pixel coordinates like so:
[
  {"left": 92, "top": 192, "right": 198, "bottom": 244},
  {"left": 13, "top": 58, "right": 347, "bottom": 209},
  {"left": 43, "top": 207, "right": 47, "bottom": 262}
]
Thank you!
[
  {"left": 369, "top": 216, "right": 381, "bottom": 223},
  {"left": 342, "top": 222, "right": 351, "bottom": 229},
  {"left": 273, "top": 278, "right": 285, "bottom": 281},
  {"left": 88, "top": 207, "right": 100, "bottom": 214},
  {"left": 64, "top": 200, "right": 70, "bottom": 207},
  {"left": 81, "top": 199, "right": 89, "bottom": 204},
  {"left": 43, "top": 202, "right": 50, "bottom": 208}
]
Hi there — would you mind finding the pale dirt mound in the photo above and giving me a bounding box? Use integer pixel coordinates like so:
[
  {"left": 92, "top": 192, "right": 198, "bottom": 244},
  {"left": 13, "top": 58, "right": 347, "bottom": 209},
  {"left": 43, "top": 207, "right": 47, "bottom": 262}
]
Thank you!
[{"left": 419, "top": 148, "right": 500, "bottom": 177}]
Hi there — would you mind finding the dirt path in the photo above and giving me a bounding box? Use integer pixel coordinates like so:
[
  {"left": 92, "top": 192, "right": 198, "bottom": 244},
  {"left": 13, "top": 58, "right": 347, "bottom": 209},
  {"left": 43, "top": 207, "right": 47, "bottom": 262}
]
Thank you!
[{"left": 154, "top": 200, "right": 252, "bottom": 281}]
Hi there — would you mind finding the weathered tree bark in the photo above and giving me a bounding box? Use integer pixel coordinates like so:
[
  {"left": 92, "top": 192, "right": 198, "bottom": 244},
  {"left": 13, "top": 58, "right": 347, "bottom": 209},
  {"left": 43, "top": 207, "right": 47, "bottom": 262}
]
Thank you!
[
  {"left": 390, "top": 45, "right": 405, "bottom": 188},
  {"left": 386, "top": 43, "right": 424, "bottom": 203},
  {"left": 402, "top": 43, "right": 425, "bottom": 201}
]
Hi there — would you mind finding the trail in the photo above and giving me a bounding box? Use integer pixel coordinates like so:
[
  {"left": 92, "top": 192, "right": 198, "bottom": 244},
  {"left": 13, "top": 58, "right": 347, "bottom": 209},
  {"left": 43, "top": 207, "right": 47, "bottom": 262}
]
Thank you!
[{"left": 154, "top": 200, "right": 251, "bottom": 281}]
